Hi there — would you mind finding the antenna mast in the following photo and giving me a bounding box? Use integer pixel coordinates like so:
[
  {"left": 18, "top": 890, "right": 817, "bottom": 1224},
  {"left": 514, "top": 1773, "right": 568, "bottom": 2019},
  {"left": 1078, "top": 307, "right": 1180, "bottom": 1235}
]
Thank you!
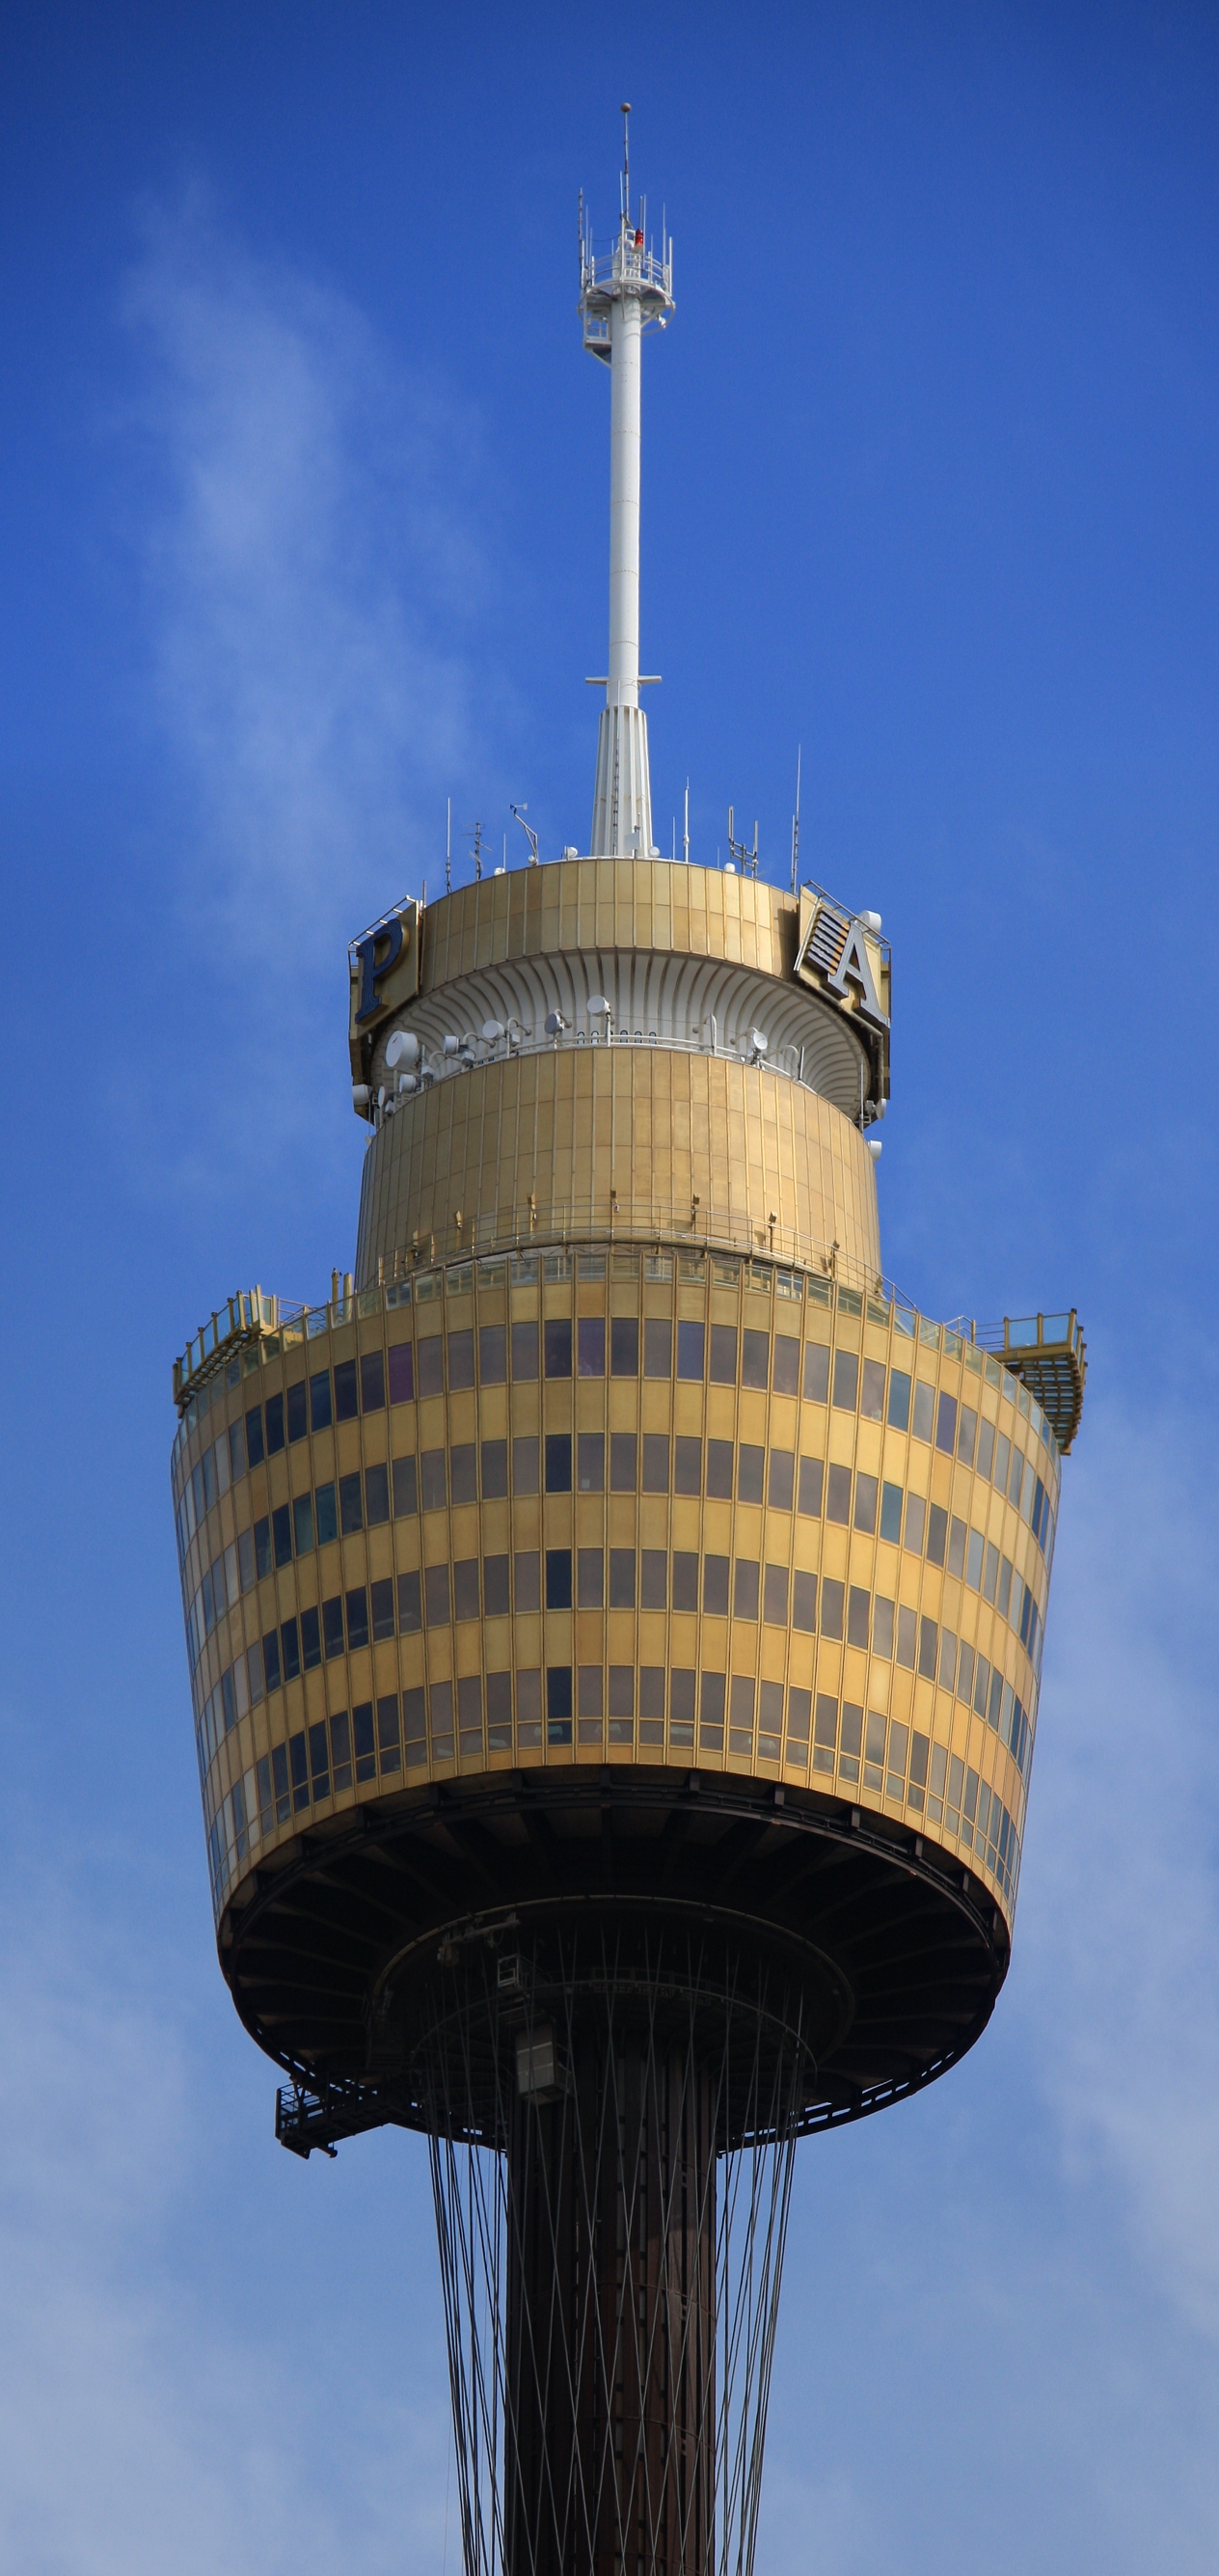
[
  {"left": 790, "top": 747, "right": 801, "bottom": 894},
  {"left": 581, "top": 110, "right": 674, "bottom": 857}
]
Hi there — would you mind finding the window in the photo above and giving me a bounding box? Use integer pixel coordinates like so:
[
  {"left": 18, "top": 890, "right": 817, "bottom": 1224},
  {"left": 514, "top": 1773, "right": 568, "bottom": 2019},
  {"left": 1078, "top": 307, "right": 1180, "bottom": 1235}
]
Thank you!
[
  {"left": 886, "top": 1721, "right": 909, "bottom": 1797},
  {"left": 430, "top": 1680, "right": 454, "bottom": 1757},
  {"left": 545, "top": 1433, "right": 573, "bottom": 1494},
  {"left": 480, "top": 1438, "right": 507, "bottom": 1499},
  {"left": 848, "top": 1586, "right": 870, "bottom": 1648},
  {"left": 676, "top": 1320, "right": 705, "bottom": 1379},
  {"left": 339, "top": 1471, "right": 364, "bottom": 1534},
  {"left": 639, "top": 1668, "right": 665, "bottom": 1738},
  {"left": 454, "top": 1558, "right": 480, "bottom": 1620},
  {"left": 905, "top": 1493, "right": 926, "bottom": 1551},
  {"left": 958, "top": 1405, "right": 977, "bottom": 1467},
  {"left": 329, "top": 1710, "right": 352, "bottom": 1795},
  {"left": 832, "top": 1349, "right": 858, "bottom": 1411},
  {"left": 514, "top": 1551, "right": 540, "bottom": 1612},
  {"left": 424, "top": 1564, "right": 450, "bottom": 1625},
  {"left": 672, "top": 1551, "right": 698, "bottom": 1611},
  {"left": 346, "top": 1587, "right": 369, "bottom": 1650},
  {"left": 287, "top": 1381, "right": 308, "bottom": 1443},
  {"left": 401, "top": 1686, "right": 425, "bottom": 1765},
  {"left": 710, "top": 1324, "right": 737, "bottom": 1383},
  {"left": 734, "top": 1558, "right": 760, "bottom": 1618},
  {"left": 935, "top": 1391, "right": 957, "bottom": 1454},
  {"left": 798, "top": 1457, "right": 824, "bottom": 1516},
  {"left": 897, "top": 1605, "right": 916, "bottom": 1668},
  {"left": 927, "top": 1504, "right": 947, "bottom": 1567},
  {"left": 938, "top": 1629, "right": 957, "bottom": 1688},
  {"left": 273, "top": 1503, "right": 292, "bottom": 1567},
  {"left": 976, "top": 1417, "right": 995, "bottom": 1479},
  {"left": 417, "top": 1336, "right": 444, "bottom": 1399},
  {"left": 768, "top": 1448, "right": 794, "bottom": 1510},
  {"left": 579, "top": 1666, "right": 603, "bottom": 1723},
  {"left": 918, "top": 1615, "right": 938, "bottom": 1679},
  {"left": 478, "top": 1324, "right": 506, "bottom": 1384},
  {"left": 609, "top": 1549, "right": 636, "bottom": 1608},
  {"left": 737, "top": 1443, "right": 764, "bottom": 1504},
  {"left": 984, "top": 1540, "right": 1000, "bottom": 1603},
  {"left": 577, "top": 1548, "right": 604, "bottom": 1607},
  {"left": 484, "top": 1554, "right": 510, "bottom": 1616},
  {"left": 447, "top": 1329, "right": 474, "bottom": 1391},
  {"left": 965, "top": 1528, "right": 984, "bottom": 1588},
  {"left": 610, "top": 1317, "right": 638, "bottom": 1376},
  {"left": 707, "top": 1439, "right": 734, "bottom": 1498},
  {"left": 640, "top": 1548, "right": 667, "bottom": 1608},
  {"left": 265, "top": 1391, "right": 285, "bottom": 1454},
  {"left": 513, "top": 1435, "right": 539, "bottom": 1494},
  {"left": 820, "top": 1577, "right": 844, "bottom": 1640},
  {"left": 393, "top": 1455, "right": 418, "bottom": 1516},
  {"left": 314, "top": 1483, "right": 338, "bottom": 1545},
  {"left": 803, "top": 1343, "right": 830, "bottom": 1403},
  {"left": 229, "top": 1418, "right": 248, "bottom": 1482},
  {"left": 237, "top": 1527, "right": 256, "bottom": 1591},
  {"left": 670, "top": 1670, "right": 696, "bottom": 1743},
  {"left": 447, "top": 1444, "right": 475, "bottom": 1507},
  {"left": 370, "top": 1578, "right": 394, "bottom": 1642},
  {"left": 262, "top": 1630, "right": 282, "bottom": 1693},
  {"left": 309, "top": 1719, "right": 330, "bottom": 1801},
  {"left": 334, "top": 1359, "right": 358, "bottom": 1421},
  {"left": 641, "top": 1434, "right": 669, "bottom": 1492},
  {"left": 998, "top": 1557, "right": 1013, "bottom": 1618},
  {"left": 644, "top": 1319, "right": 671, "bottom": 1377},
  {"left": 544, "top": 1319, "right": 572, "bottom": 1378},
  {"left": 854, "top": 1472, "right": 878, "bottom": 1534},
  {"left": 389, "top": 1342, "right": 414, "bottom": 1404},
  {"left": 421, "top": 1449, "right": 447, "bottom": 1511},
  {"left": 958, "top": 1643, "right": 975, "bottom": 1704},
  {"left": 861, "top": 1357, "right": 886, "bottom": 1421},
  {"left": 912, "top": 1382, "right": 935, "bottom": 1442},
  {"left": 293, "top": 1494, "right": 314, "bottom": 1554},
  {"left": 578, "top": 1318, "right": 606, "bottom": 1376},
  {"left": 354, "top": 1702, "right": 377, "bottom": 1782},
  {"left": 547, "top": 1667, "right": 573, "bottom": 1743},
  {"left": 813, "top": 1694, "right": 838, "bottom": 1772},
  {"left": 674, "top": 1436, "right": 701, "bottom": 1494},
  {"left": 887, "top": 1369, "right": 911, "bottom": 1432},
  {"left": 880, "top": 1481, "right": 902, "bottom": 1543},
  {"left": 763, "top": 1562, "right": 788, "bottom": 1624},
  {"left": 947, "top": 1515, "right": 966, "bottom": 1578},
  {"left": 742, "top": 1329, "right": 770, "bottom": 1388},
  {"left": 772, "top": 1334, "right": 799, "bottom": 1395},
  {"left": 486, "top": 1672, "right": 513, "bottom": 1750},
  {"left": 994, "top": 1432, "right": 1011, "bottom": 1494},
  {"left": 699, "top": 1672, "right": 725, "bottom": 1748},
  {"left": 703, "top": 1555, "right": 729, "bottom": 1615},
  {"left": 281, "top": 1618, "right": 300, "bottom": 1682},
  {"left": 545, "top": 1549, "right": 573, "bottom": 1609},
  {"left": 873, "top": 1596, "right": 895, "bottom": 1658},
  {"left": 246, "top": 1405, "right": 265, "bottom": 1466},
  {"left": 610, "top": 1433, "right": 637, "bottom": 1492},
  {"left": 366, "top": 1462, "right": 390, "bottom": 1524},
  {"left": 511, "top": 1322, "right": 539, "bottom": 1382},
  {"left": 787, "top": 1686, "right": 812, "bottom": 1745},
  {"left": 578, "top": 1432, "right": 605, "bottom": 1492},
  {"left": 839, "top": 1702, "right": 863, "bottom": 1781},
  {"left": 826, "top": 1464, "right": 852, "bottom": 1524}
]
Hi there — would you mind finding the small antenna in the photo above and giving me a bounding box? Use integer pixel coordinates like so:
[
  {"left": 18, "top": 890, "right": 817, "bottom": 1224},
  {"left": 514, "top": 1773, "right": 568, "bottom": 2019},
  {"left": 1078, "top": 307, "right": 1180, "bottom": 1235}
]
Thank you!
[
  {"left": 621, "top": 102, "right": 632, "bottom": 227},
  {"left": 468, "top": 820, "right": 485, "bottom": 882},
  {"left": 510, "top": 802, "right": 540, "bottom": 866},
  {"left": 683, "top": 781, "right": 690, "bottom": 865},
  {"left": 726, "top": 806, "right": 758, "bottom": 876},
  {"left": 790, "top": 747, "right": 801, "bottom": 895},
  {"left": 446, "top": 795, "right": 451, "bottom": 894}
]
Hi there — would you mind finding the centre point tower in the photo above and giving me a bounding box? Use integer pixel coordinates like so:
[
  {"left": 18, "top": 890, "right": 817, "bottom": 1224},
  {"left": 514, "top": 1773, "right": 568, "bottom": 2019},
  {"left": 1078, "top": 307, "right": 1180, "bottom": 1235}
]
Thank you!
[{"left": 171, "top": 114, "right": 1086, "bottom": 2576}]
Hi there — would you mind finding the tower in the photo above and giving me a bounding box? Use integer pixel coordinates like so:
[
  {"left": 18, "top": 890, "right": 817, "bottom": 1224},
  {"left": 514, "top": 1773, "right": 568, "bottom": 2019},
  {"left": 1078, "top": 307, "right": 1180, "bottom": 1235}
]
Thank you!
[{"left": 171, "top": 119, "right": 1086, "bottom": 2576}]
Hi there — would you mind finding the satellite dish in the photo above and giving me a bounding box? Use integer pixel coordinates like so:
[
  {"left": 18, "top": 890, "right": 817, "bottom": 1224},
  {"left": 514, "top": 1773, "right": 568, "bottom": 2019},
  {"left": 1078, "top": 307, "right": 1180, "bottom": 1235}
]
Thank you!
[
  {"left": 749, "top": 1029, "right": 769, "bottom": 1055},
  {"left": 859, "top": 911, "right": 882, "bottom": 933},
  {"left": 868, "top": 1138, "right": 882, "bottom": 1161},
  {"left": 587, "top": 997, "right": 610, "bottom": 1017},
  {"left": 385, "top": 1029, "right": 420, "bottom": 1070},
  {"left": 544, "top": 1010, "right": 567, "bottom": 1036},
  {"left": 481, "top": 1019, "right": 505, "bottom": 1044},
  {"left": 442, "top": 1034, "right": 461, "bottom": 1055}
]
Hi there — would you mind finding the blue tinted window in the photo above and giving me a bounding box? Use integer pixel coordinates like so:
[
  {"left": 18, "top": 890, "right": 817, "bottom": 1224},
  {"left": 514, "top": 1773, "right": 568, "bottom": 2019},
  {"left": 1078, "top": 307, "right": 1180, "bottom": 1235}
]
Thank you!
[
  {"left": 346, "top": 1587, "right": 370, "bottom": 1651},
  {"left": 365, "top": 1463, "right": 390, "bottom": 1525},
  {"left": 545, "top": 1433, "right": 572, "bottom": 1494},
  {"left": 263, "top": 1629, "right": 282, "bottom": 1692},
  {"left": 292, "top": 1494, "right": 314, "bottom": 1554},
  {"left": 935, "top": 1392, "right": 958, "bottom": 1454},
  {"left": 315, "top": 1482, "right": 338, "bottom": 1546},
  {"left": 245, "top": 1405, "right": 265, "bottom": 1466},
  {"left": 547, "top": 1667, "right": 573, "bottom": 1742},
  {"left": 360, "top": 1350, "right": 385, "bottom": 1412},
  {"left": 676, "top": 1320, "right": 705, "bottom": 1380},
  {"left": 272, "top": 1503, "right": 292, "bottom": 1566},
  {"left": 334, "top": 1358, "right": 358, "bottom": 1421},
  {"left": 288, "top": 1731, "right": 309, "bottom": 1809},
  {"left": 545, "top": 1548, "right": 573, "bottom": 1609},
  {"left": 544, "top": 1318, "right": 573, "bottom": 1378},
  {"left": 310, "top": 1369, "right": 332, "bottom": 1431},
  {"left": 254, "top": 1516, "right": 271, "bottom": 1578},
  {"left": 880, "top": 1481, "right": 903, "bottom": 1543},
  {"left": 323, "top": 1597, "right": 345, "bottom": 1658},
  {"left": 887, "top": 1370, "right": 911, "bottom": 1432},
  {"left": 339, "top": 1472, "right": 363, "bottom": 1534},
  {"left": 264, "top": 1392, "right": 284, "bottom": 1454},
  {"left": 286, "top": 1382, "right": 308, "bottom": 1443},
  {"left": 309, "top": 1719, "right": 330, "bottom": 1799},
  {"left": 281, "top": 1617, "right": 300, "bottom": 1681},
  {"left": 300, "top": 1606, "right": 321, "bottom": 1670}
]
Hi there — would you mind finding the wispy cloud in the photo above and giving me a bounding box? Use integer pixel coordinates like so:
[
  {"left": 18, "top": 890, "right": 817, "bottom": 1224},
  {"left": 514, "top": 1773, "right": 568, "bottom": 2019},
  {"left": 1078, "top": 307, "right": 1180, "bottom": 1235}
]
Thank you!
[{"left": 122, "top": 187, "right": 499, "bottom": 978}]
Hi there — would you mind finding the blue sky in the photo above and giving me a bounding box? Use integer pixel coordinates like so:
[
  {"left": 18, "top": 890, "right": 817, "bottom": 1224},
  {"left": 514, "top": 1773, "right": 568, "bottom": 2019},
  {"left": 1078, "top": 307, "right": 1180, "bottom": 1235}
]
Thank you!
[{"left": 2, "top": 4, "right": 1219, "bottom": 2568}]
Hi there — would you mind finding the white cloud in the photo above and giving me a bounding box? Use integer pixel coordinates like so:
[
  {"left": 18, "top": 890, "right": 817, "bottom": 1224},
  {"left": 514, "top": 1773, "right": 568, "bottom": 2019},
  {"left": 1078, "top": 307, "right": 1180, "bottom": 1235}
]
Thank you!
[{"left": 122, "top": 188, "right": 497, "bottom": 978}]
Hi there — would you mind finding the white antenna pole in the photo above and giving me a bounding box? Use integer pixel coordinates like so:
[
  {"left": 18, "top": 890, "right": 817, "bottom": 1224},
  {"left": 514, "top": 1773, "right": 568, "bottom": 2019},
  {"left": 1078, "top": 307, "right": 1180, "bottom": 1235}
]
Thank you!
[
  {"left": 446, "top": 795, "right": 451, "bottom": 894},
  {"left": 790, "top": 747, "right": 801, "bottom": 895},
  {"left": 683, "top": 780, "right": 690, "bottom": 864}
]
